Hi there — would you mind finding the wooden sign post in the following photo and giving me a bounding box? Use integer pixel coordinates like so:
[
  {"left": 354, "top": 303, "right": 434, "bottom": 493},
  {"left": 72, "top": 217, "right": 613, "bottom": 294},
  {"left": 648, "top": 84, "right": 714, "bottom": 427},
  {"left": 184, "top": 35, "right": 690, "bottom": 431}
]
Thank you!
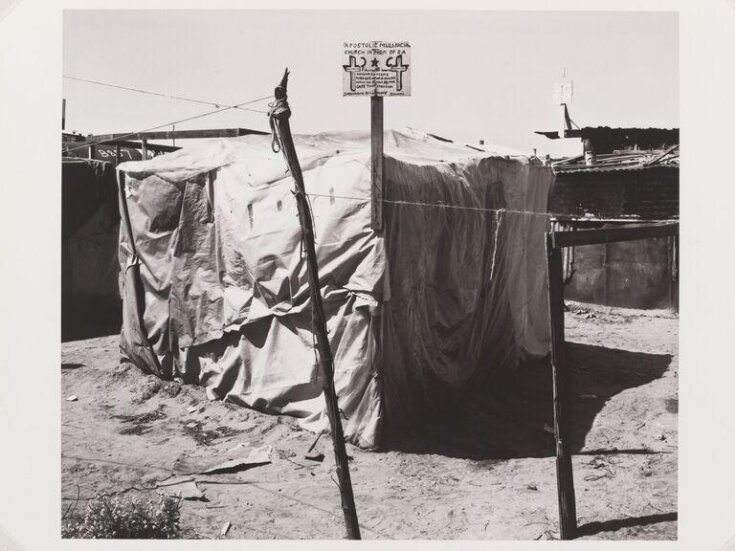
[
  {"left": 370, "top": 95, "right": 384, "bottom": 230},
  {"left": 342, "top": 41, "right": 412, "bottom": 231}
]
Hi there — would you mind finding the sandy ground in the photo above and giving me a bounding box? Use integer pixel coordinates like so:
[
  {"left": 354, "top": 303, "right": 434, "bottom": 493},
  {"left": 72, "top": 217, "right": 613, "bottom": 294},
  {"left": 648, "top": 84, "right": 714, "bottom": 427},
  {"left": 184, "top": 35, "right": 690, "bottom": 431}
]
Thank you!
[{"left": 61, "top": 302, "right": 678, "bottom": 540}]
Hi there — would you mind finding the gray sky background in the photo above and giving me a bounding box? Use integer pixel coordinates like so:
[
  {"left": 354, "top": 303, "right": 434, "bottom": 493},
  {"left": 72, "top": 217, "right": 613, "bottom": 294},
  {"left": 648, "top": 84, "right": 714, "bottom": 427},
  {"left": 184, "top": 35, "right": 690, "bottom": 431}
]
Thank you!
[{"left": 63, "top": 10, "right": 678, "bottom": 157}]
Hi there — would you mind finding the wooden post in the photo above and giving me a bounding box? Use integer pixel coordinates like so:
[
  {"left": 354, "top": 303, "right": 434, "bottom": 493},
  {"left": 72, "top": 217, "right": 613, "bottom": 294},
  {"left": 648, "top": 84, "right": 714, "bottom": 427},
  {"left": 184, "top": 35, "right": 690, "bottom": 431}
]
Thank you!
[
  {"left": 672, "top": 233, "right": 679, "bottom": 312},
  {"left": 268, "top": 69, "right": 361, "bottom": 540},
  {"left": 370, "top": 94, "right": 384, "bottom": 231},
  {"left": 603, "top": 241, "right": 610, "bottom": 306},
  {"left": 559, "top": 103, "right": 568, "bottom": 138},
  {"left": 141, "top": 138, "right": 148, "bottom": 160},
  {"left": 546, "top": 232, "right": 577, "bottom": 540},
  {"left": 115, "top": 144, "right": 121, "bottom": 167}
]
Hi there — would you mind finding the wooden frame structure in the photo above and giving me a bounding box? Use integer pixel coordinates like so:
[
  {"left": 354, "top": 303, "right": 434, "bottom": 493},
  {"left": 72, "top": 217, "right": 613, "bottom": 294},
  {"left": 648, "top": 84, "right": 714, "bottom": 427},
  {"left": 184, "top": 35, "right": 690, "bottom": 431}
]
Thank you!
[
  {"left": 65, "top": 128, "right": 271, "bottom": 166},
  {"left": 86, "top": 127, "right": 269, "bottom": 143},
  {"left": 545, "top": 221, "right": 679, "bottom": 540}
]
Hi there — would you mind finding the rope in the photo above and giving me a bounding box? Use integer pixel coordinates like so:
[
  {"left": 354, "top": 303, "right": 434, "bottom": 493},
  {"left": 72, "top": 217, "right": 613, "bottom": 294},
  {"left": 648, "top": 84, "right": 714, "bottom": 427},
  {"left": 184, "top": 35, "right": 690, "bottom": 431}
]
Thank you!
[
  {"left": 488, "top": 209, "right": 503, "bottom": 282},
  {"left": 267, "top": 95, "right": 291, "bottom": 154}
]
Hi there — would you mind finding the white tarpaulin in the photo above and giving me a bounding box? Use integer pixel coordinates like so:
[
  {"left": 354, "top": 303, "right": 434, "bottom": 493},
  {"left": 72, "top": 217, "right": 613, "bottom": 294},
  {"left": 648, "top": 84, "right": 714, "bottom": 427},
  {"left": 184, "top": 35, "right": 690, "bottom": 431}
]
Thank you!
[{"left": 117, "top": 129, "right": 554, "bottom": 448}]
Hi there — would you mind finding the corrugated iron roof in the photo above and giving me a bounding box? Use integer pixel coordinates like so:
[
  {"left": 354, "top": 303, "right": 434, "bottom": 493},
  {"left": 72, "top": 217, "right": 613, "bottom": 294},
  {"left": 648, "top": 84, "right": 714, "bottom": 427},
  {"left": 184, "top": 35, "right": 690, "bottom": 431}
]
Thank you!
[
  {"left": 535, "top": 126, "right": 679, "bottom": 140},
  {"left": 552, "top": 146, "right": 679, "bottom": 174}
]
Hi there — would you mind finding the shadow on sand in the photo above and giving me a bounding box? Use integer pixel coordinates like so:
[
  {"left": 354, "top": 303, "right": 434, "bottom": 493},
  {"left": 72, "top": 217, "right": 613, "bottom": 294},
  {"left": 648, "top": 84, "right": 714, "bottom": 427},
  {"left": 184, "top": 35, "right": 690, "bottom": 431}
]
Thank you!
[
  {"left": 576, "top": 512, "right": 678, "bottom": 537},
  {"left": 382, "top": 342, "right": 673, "bottom": 460}
]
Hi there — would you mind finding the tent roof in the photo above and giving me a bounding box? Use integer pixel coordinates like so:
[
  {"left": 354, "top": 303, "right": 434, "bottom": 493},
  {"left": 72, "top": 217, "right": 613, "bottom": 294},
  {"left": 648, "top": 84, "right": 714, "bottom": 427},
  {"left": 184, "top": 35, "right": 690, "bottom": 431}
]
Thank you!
[{"left": 117, "top": 128, "right": 529, "bottom": 184}]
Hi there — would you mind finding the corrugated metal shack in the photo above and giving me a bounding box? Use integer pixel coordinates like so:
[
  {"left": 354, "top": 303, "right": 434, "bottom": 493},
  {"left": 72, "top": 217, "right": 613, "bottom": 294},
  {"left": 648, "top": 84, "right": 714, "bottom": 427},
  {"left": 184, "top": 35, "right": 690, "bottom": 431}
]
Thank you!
[
  {"left": 61, "top": 156, "right": 122, "bottom": 341},
  {"left": 61, "top": 132, "right": 147, "bottom": 341},
  {"left": 537, "top": 127, "right": 679, "bottom": 309}
]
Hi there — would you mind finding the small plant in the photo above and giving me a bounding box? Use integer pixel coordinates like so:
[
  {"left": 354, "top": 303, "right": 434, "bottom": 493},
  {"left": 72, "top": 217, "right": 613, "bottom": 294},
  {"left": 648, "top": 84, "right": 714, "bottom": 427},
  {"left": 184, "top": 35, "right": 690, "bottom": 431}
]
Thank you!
[{"left": 62, "top": 492, "right": 182, "bottom": 539}]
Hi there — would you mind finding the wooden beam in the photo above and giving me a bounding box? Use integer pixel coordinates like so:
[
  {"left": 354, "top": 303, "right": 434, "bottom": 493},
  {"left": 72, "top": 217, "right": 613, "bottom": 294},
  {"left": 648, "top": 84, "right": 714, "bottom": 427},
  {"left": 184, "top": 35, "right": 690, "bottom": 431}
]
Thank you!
[
  {"left": 671, "top": 235, "right": 679, "bottom": 312},
  {"left": 643, "top": 143, "right": 679, "bottom": 166},
  {"left": 546, "top": 232, "right": 578, "bottom": 540},
  {"left": 69, "top": 139, "right": 179, "bottom": 154},
  {"left": 551, "top": 223, "right": 678, "bottom": 249},
  {"left": 86, "top": 127, "right": 269, "bottom": 142},
  {"left": 108, "top": 140, "right": 179, "bottom": 153},
  {"left": 370, "top": 95, "right": 384, "bottom": 232}
]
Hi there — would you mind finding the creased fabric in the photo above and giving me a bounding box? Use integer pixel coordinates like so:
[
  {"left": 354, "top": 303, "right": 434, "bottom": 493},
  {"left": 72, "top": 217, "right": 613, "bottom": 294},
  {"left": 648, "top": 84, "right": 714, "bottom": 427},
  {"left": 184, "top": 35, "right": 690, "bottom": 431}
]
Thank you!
[{"left": 117, "top": 130, "right": 553, "bottom": 448}]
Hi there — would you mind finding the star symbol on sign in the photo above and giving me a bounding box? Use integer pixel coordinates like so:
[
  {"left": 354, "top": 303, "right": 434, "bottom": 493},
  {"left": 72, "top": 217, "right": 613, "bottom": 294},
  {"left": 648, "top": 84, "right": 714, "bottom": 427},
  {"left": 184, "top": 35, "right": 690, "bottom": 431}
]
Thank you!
[{"left": 370, "top": 57, "right": 380, "bottom": 69}]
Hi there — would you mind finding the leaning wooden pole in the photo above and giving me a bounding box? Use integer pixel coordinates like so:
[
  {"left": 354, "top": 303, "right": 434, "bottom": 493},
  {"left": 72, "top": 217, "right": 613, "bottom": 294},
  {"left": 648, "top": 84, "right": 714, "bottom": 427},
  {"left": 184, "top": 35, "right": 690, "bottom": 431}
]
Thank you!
[
  {"left": 545, "top": 232, "right": 578, "bottom": 540},
  {"left": 268, "top": 69, "right": 362, "bottom": 540}
]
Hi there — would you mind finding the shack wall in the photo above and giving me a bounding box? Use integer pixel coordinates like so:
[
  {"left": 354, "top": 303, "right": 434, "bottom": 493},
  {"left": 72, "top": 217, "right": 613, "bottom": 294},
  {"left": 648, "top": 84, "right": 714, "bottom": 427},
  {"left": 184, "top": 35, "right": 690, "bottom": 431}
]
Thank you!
[
  {"left": 61, "top": 159, "right": 122, "bottom": 341},
  {"left": 550, "top": 167, "right": 678, "bottom": 309}
]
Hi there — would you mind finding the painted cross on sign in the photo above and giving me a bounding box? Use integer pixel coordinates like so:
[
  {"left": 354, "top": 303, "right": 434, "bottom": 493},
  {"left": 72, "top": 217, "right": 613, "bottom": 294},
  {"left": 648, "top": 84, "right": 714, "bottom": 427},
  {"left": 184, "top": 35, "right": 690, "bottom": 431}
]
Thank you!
[{"left": 342, "top": 41, "right": 411, "bottom": 96}]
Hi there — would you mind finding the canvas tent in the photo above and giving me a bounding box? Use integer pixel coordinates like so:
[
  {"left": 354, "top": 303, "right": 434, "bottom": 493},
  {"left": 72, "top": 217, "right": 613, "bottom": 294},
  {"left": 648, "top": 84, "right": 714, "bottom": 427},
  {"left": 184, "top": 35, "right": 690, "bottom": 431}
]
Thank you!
[{"left": 116, "top": 130, "right": 554, "bottom": 449}]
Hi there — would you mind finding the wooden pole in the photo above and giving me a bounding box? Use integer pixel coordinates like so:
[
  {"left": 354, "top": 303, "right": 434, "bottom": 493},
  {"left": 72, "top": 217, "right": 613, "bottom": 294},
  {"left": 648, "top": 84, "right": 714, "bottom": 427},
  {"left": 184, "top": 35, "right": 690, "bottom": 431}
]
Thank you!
[
  {"left": 603, "top": 242, "right": 610, "bottom": 306},
  {"left": 370, "top": 94, "right": 384, "bottom": 231},
  {"left": 672, "top": 233, "right": 679, "bottom": 312},
  {"left": 546, "top": 232, "right": 577, "bottom": 540},
  {"left": 141, "top": 138, "right": 148, "bottom": 160},
  {"left": 268, "top": 69, "right": 361, "bottom": 540}
]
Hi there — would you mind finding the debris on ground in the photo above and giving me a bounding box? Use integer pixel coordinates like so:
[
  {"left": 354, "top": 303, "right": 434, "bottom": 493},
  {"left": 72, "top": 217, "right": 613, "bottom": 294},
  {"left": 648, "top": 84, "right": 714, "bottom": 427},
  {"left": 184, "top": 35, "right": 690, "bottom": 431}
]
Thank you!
[
  {"left": 536, "top": 529, "right": 560, "bottom": 540},
  {"left": 156, "top": 475, "right": 195, "bottom": 488},
  {"left": 305, "top": 452, "right": 325, "bottom": 463},
  {"left": 305, "top": 432, "right": 326, "bottom": 462},
  {"left": 156, "top": 477, "right": 205, "bottom": 501},
  {"left": 201, "top": 444, "right": 272, "bottom": 475}
]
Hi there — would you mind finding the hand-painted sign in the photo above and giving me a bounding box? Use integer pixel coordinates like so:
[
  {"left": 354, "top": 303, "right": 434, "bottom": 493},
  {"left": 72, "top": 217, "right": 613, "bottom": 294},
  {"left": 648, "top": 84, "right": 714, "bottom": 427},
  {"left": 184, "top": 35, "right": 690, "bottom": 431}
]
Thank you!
[{"left": 342, "top": 41, "right": 411, "bottom": 96}]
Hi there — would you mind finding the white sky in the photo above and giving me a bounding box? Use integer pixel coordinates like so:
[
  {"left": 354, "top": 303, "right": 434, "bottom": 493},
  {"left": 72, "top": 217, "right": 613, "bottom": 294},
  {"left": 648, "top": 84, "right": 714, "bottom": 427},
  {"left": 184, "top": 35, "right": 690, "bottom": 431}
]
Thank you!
[{"left": 63, "top": 10, "right": 678, "bottom": 157}]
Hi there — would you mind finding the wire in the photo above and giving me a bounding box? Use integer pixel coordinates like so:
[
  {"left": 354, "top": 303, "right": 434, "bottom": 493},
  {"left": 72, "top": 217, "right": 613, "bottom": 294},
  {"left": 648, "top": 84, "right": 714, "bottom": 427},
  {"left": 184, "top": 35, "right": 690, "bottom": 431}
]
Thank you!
[
  {"left": 63, "top": 75, "right": 270, "bottom": 114},
  {"left": 302, "top": 192, "right": 678, "bottom": 222},
  {"left": 62, "top": 93, "right": 274, "bottom": 156}
]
